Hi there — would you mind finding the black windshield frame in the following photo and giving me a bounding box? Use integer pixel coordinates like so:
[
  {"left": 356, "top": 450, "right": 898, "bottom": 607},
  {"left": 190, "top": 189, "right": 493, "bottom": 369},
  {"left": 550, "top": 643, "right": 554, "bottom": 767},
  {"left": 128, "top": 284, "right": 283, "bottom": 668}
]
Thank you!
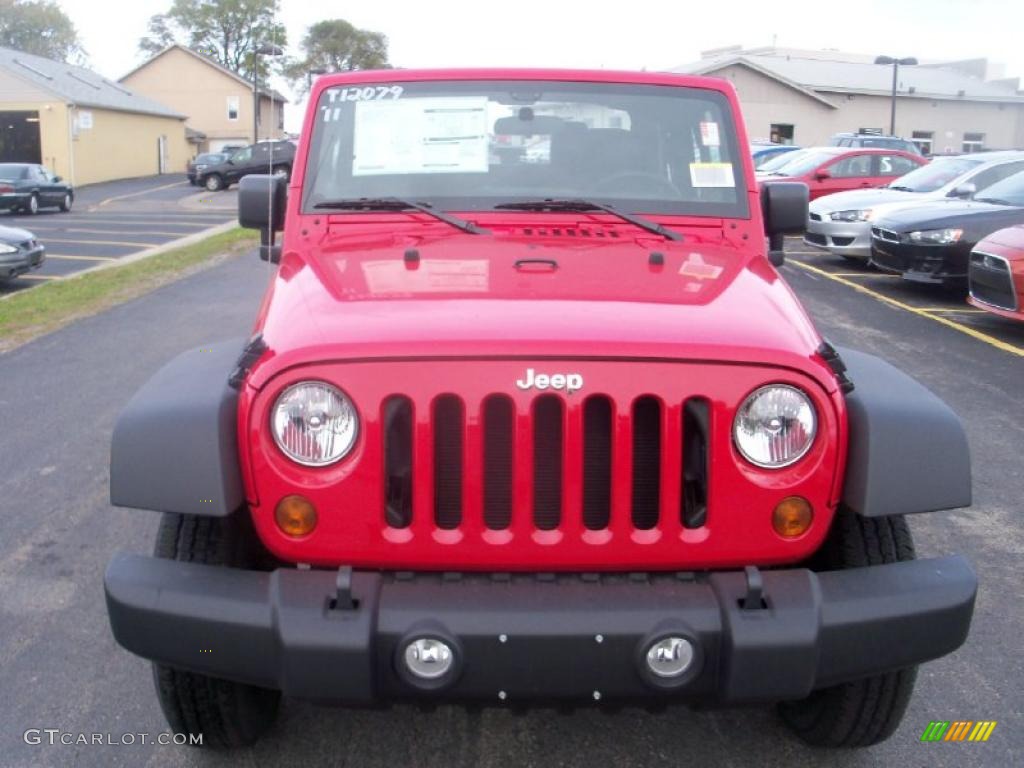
[{"left": 301, "top": 80, "right": 750, "bottom": 220}]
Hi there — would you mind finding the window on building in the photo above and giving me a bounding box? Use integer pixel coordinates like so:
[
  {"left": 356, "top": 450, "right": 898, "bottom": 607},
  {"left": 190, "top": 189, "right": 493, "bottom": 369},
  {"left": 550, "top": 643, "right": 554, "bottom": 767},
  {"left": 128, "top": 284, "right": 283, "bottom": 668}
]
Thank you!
[
  {"left": 278, "top": 105, "right": 284, "bottom": 131},
  {"left": 769, "top": 123, "right": 795, "bottom": 145},
  {"left": 911, "top": 131, "right": 933, "bottom": 156},
  {"left": 227, "top": 96, "right": 239, "bottom": 121},
  {"left": 962, "top": 132, "right": 985, "bottom": 153}
]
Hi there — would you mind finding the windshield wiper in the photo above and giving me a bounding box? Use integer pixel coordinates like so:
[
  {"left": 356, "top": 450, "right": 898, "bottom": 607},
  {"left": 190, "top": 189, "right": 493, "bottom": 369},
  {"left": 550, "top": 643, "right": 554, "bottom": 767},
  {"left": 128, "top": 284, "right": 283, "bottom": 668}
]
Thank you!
[
  {"left": 973, "top": 197, "right": 1016, "bottom": 207},
  {"left": 493, "top": 199, "right": 683, "bottom": 241},
  {"left": 313, "top": 197, "right": 490, "bottom": 235}
]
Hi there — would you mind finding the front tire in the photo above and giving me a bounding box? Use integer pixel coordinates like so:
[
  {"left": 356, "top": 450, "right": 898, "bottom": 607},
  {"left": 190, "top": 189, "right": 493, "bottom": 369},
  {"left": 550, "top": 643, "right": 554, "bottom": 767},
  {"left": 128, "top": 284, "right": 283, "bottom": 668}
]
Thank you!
[
  {"left": 59, "top": 193, "right": 72, "bottom": 212},
  {"left": 778, "top": 511, "right": 918, "bottom": 748},
  {"left": 204, "top": 174, "right": 224, "bottom": 192},
  {"left": 151, "top": 513, "right": 280, "bottom": 748}
]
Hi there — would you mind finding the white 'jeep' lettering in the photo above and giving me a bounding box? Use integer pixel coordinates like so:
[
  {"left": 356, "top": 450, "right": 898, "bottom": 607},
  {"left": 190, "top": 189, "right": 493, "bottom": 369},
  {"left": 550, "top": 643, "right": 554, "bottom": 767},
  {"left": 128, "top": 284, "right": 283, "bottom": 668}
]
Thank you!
[{"left": 516, "top": 368, "right": 584, "bottom": 395}]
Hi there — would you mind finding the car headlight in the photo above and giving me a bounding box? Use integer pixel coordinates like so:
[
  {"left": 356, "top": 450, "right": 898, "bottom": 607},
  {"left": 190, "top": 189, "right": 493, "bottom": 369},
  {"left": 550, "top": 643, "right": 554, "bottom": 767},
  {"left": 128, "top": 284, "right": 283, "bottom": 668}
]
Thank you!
[
  {"left": 734, "top": 385, "right": 817, "bottom": 469},
  {"left": 0, "top": 243, "right": 18, "bottom": 255},
  {"left": 271, "top": 381, "right": 359, "bottom": 466},
  {"left": 908, "top": 228, "right": 963, "bottom": 245},
  {"left": 829, "top": 209, "right": 872, "bottom": 222}
]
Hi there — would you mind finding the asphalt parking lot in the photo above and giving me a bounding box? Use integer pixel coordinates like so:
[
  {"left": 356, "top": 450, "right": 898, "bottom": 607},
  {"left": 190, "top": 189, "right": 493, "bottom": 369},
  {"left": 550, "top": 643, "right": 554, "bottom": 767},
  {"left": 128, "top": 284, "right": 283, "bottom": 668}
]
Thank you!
[
  {"left": 0, "top": 175, "right": 236, "bottom": 296},
  {"left": 0, "top": 238, "right": 1020, "bottom": 768}
]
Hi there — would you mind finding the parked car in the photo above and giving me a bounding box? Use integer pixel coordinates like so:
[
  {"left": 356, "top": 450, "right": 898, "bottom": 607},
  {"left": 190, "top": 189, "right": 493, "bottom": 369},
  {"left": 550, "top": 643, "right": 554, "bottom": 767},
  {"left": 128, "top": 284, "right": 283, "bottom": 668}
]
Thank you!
[
  {"left": 754, "top": 147, "right": 812, "bottom": 175},
  {"left": 967, "top": 225, "right": 1024, "bottom": 321},
  {"left": 0, "top": 224, "right": 45, "bottom": 281},
  {"left": 187, "top": 153, "right": 229, "bottom": 185},
  {"left": 805, "top": 151, "right": 1024, "bottom": 260},
  {"left": 759, "top": 147, "right": 926, "bottom": 201},
  {"left": 0, "top": 163, "right": 74, "bottom": 214},
  {"left": 829, "top": 132, "right": 924, "bottom": 157},
  {"left": 750, "top": 143, "right": 801, "bottom": 169},
  {"left": 870, "top": 170, "right": 1024, "bottom": 285},
  {"left": 196, "top": 140, "right": 296, "bottom": 191},
  {"left": 105, "top": 68, "right": 975, "bottom": 752}
]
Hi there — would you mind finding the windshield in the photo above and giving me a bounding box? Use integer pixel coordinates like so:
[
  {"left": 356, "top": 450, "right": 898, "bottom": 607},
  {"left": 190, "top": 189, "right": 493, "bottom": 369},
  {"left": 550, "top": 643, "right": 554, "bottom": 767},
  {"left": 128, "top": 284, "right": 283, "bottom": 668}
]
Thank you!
[
  {"left": 768, "top": 151, "right": 838, "bottom": 177},
  {"left": 0, "top": 165, "right": 28, "bottom": 181},
  {"left": 197, "top": 153, "right": 226, "bottom": 164},
  {"left": 756, "top": 148, "right": 811, "bottom": 173},
  {"left": 888, "top": 157, "right": 981, "bottom": 192},
  {"left": 973, "top": 170, "right": 1024, "bottom": 206},
  {"left": 303, "top": 80, "right": 748, "bottom": 217}
]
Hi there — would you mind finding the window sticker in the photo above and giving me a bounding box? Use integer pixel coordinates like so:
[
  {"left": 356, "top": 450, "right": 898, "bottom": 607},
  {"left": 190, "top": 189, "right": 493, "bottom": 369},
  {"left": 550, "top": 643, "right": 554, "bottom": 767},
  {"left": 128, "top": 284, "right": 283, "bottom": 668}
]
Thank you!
[
  {"left": 328, "top": 85, "right": 404, "bottom": 103},
  {"left": 700, "top": 121, "right": 720, "bottom": 147},
  {"left": 352, "top": 97, "right": 490, "bottom": 176},
  {"left": 689, "top": 162, "right": 735, "bottom": 188}
]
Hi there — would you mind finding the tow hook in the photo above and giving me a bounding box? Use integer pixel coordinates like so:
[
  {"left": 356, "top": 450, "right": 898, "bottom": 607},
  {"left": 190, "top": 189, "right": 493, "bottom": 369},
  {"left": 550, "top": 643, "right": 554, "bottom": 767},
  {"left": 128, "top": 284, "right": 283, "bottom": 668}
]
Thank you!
[
  {"left": 329, "top": 566, "right": 358, "bottom": 612},
  {"left": 741, "top": 565, "right": 767, "bottom": 610}
]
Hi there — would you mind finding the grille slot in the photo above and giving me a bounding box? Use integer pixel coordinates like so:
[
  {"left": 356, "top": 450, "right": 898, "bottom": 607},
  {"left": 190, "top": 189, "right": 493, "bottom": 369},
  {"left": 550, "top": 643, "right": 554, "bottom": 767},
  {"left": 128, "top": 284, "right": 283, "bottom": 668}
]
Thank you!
[
  {"left": 433, "top": 395, "right": 464, "bottom": 530},
  {"left": 631, "top": 397, "right": 661, "bottom": 530},
  {"left": 482, "top": 396, "right": 514, "bottom": 530},
  {"left": 969, "top": 251, "right": 1017, "bottom": 311},
  {"left": 532, "top": 395, "right": 564, "bottom": 530},
  {"left": 383, "top": 396, "right": 413, "bottom": 528},
  {"left": 582, "top": 396, "right": 613, "bottom": 530},
  {"left": 682, "top": 398, "right": 710, "bottom": 529}
]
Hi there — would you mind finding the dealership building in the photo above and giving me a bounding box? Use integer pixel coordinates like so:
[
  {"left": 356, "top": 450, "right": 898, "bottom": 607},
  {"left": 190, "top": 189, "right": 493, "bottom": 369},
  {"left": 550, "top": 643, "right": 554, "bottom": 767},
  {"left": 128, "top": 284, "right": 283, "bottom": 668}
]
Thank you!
[{"left": 674, "top": 47, "right": 1024, "bottom": 154}]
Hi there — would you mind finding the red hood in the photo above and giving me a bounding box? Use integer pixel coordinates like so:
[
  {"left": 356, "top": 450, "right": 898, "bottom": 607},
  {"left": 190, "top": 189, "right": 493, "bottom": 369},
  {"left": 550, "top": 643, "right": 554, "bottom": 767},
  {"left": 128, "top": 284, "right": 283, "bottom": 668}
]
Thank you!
[
  {"left": 978, "top": 225, "right": 1024, "bottom": 254},
  {"left": 249, "top": 225, "right": 828, "bottom": 390}
]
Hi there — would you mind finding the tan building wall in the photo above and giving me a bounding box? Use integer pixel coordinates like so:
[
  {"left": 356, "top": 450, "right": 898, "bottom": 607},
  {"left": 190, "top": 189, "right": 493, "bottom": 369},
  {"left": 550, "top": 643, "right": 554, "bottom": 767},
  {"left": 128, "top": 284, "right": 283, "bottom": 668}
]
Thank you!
[
  {"left": 69, "top": 107, "right": 190, "bottom": 185},
  {"left": 713, "top": 63, "right": 1024, "bottom": 152},
  {"left": 121, "top": 47, "right": 285, "bottom": 151}
]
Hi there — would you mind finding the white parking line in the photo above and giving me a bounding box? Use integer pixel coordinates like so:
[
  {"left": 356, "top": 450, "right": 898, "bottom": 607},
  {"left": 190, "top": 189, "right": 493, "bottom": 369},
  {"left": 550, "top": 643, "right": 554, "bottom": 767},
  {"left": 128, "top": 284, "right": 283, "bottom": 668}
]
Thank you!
[{"left": 45, "top": 254, "right": 117, "bottom": 262}]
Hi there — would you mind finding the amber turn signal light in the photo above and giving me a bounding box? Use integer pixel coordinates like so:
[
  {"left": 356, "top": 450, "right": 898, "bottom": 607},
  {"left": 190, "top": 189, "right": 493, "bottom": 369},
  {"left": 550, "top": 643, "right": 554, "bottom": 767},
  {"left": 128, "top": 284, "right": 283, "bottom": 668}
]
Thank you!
[
  {"left": 773, "top": 497, "right": 813, "bottom": 538},
  {"left": 275, "top": 495, "right": 318, "bottom": 537}
]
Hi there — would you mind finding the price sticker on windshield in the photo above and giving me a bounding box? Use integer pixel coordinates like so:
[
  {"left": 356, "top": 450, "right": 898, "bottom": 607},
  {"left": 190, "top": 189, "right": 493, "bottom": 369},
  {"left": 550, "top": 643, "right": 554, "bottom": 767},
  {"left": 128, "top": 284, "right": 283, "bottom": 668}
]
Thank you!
[
  {"left": 700, "top": 121, "right": 720, "bottom": 147},
  {"left": 690, "top": 162, "right": 735, "bottom": 188},
  {"left": 327, "top": 85, "right": 405, "bottom": 104}
]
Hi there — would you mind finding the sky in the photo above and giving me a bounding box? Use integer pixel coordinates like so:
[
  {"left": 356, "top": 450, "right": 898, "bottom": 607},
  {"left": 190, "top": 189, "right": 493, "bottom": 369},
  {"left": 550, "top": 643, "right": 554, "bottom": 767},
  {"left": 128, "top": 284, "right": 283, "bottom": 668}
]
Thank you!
[{"left": 56, "top": 0, "right": 1024, "bottom": 132}]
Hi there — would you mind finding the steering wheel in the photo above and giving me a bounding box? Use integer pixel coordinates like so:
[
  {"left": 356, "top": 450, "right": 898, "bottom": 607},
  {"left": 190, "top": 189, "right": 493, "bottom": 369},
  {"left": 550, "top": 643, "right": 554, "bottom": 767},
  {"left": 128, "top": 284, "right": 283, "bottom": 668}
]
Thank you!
[{"left": 592, "top": 171, "right": 682, "bottom": 199}]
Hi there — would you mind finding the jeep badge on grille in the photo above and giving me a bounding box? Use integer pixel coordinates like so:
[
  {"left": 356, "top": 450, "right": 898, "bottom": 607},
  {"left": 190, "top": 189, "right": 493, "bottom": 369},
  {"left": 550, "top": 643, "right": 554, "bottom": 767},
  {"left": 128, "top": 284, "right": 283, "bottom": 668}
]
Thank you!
[{"left": 515, "top": 368, "right": 584, "bottom": 395}]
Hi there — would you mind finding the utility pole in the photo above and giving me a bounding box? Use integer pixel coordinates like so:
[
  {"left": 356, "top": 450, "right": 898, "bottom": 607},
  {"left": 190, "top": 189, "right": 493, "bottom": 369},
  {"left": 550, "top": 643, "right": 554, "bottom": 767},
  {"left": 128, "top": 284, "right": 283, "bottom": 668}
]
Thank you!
[
  {"left": 874, "top": 55, "right": 918, "bottom": 136},
  {"left": 252, "top": 44, "right": 284, "bottom": 143}
]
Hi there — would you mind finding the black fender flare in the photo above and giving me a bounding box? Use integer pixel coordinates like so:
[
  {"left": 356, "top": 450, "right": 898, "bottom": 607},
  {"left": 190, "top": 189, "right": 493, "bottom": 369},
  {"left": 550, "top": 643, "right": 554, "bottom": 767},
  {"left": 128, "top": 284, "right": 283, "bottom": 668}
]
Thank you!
[
  {"left": 110, "top": 339, "right": 247, "bottom": 517},
  {"left": 838, "top": 347, "right": 971, "bottom": 516}
]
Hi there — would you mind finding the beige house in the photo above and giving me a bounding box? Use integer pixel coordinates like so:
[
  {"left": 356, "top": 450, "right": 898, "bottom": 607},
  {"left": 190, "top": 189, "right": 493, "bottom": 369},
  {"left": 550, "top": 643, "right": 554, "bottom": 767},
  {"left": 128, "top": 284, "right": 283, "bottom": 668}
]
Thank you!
[
  {"left": 121, "top": 45, "right": 287, "bottom": 154},
  {"left": 0, "top": 46, "right": 190, "bottom": 185},
  {"left": 674, "top": 47, "right": 1024, "bottom": 154}
]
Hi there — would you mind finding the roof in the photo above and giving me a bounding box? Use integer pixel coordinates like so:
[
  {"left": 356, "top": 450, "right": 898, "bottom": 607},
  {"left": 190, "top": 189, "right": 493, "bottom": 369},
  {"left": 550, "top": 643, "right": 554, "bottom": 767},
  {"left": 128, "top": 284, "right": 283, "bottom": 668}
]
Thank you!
[
  {"left": 0, "top": 46, "right": 186, "bottom": 118},
  {"left": 120, "top": 45, "right": 288, "bottom": 104},
  {"left": 675, "top": 52, "right": 1024, "bottom": 105}
]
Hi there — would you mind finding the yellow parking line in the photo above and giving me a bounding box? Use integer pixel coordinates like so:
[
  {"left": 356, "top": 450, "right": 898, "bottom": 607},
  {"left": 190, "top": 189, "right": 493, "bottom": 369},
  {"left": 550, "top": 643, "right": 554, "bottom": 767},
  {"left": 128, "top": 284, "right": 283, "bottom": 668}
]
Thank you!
[
  {"left": 916, "top": 307, "right": 988, "bottom": 314},
  {"left": 790, "top": 260, "right": 1024, "bottom": 358},
  {"left": 18, "top": 274, "right": 60, "bottom": 280},
  {"left": 45, "top": 254, "right": 117, "bottom": 262},
  {"left": 33, "top": 228, "right": 197, "bottom": 237},
  {"left": 829, "top": 272, "right": 901, "bottom": 278},
  {"left": 89, "top": 179, "right": 186, "bottom": 210},
  {"left": 39, "top": 238, "right": 155, "bottom": 248}
]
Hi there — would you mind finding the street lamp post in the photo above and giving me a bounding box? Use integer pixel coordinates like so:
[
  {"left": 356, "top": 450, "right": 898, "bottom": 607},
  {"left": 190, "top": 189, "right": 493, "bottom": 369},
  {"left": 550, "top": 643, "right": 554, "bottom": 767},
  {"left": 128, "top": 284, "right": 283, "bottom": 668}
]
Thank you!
[
  {"left": 874, "top": 55, "right": 918, "bottom": 137},
  {"left": 252, "top": 43, "right": 284, "bottom": 143}
]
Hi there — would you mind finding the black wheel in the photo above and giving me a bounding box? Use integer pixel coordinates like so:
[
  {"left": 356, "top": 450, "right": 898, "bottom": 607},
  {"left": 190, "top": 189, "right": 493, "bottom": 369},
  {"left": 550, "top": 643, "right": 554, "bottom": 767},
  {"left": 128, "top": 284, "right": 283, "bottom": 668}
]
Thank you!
[
  {"left": 150, "top": 512, "right": 280, "bottom": 749},
  {"left": 59, "top": 192, "right": 72, "bottom": 212},
  {"left": 778, "top": 511, "right": 917, "bottom": 747},
  {"left": 204, "top": 174, "right": 224, "bottom": 192},
  {"left": 24, "top": 193, "right": 39, "bottom": 215}
]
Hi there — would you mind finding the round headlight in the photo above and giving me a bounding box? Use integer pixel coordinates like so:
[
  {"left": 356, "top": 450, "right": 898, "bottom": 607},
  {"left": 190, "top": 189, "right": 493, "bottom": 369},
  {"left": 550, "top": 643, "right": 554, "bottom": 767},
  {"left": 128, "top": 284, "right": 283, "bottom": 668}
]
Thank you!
[
  {"left": 734, "top": 385, "right": 816, "bottom": 468},
  {"left": 271, "top": 381, "right": 358, "bottom": 466}
]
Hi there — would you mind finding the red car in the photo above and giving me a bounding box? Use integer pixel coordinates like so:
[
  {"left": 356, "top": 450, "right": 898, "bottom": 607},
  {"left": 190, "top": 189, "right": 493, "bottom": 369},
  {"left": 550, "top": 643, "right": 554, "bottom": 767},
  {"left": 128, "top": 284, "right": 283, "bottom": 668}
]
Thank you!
[
  {"left": 758, "top": 147, "right": 926, "bottom": 200},
  {"left": 968, "top": 225, "right": 1024, "bottom": 321},
  {"left": 104, "top": 69, "right": 975, "bottom": 751}
]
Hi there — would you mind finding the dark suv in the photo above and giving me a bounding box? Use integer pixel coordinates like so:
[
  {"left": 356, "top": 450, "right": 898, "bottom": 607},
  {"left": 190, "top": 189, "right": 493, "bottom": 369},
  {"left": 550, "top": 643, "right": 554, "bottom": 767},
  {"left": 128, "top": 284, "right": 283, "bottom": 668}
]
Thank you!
[
  {"left": 197, "top": 140, "right": 295, "bottom": 191},
  {"left": 830, "top": 133, "right": 924, "bottom": 157}
]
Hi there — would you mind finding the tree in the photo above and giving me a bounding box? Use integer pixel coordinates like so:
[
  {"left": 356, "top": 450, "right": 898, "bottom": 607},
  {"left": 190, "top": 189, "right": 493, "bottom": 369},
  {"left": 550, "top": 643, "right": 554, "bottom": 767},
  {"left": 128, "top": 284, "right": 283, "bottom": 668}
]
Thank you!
[
  {"left": 284, "top": 19, "right": 389, "bottom": 92},
  {"left": 139, "top": 0, "right": 287, "bottom": 81},
  {"left": 0, "top": 0, "right": 84, "bottom": 62}
]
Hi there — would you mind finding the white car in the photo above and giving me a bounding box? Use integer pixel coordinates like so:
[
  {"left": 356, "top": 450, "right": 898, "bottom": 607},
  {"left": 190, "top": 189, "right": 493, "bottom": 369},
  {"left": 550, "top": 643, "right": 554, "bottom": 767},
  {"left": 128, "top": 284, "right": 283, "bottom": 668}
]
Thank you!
[{"left": 804, "top": 151, "right": 1024, "bottom": 260}]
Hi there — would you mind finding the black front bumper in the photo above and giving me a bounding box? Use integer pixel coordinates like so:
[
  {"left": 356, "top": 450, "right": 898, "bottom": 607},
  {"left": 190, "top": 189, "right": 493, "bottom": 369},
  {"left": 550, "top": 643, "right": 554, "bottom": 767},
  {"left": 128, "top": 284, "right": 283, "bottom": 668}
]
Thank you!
[
  {"left": 105, "top": 553, "right": 975, "bottom": 705},
  {"left": 870, "top": 238, "right": 969, "bottom": 283}
]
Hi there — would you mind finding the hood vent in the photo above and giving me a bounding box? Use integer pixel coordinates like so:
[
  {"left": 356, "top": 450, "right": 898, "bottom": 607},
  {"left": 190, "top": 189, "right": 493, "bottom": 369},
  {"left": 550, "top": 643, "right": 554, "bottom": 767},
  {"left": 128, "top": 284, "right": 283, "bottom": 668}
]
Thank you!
[{"left": 510, "top": 226, "right": 621, "bottom": 239}]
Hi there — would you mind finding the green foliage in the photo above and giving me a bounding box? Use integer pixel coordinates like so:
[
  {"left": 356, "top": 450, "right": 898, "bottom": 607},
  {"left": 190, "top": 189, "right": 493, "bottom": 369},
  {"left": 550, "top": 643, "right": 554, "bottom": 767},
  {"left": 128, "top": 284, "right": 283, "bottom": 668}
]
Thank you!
[
  {"left": 0, "top": 0, "right": 84, "bottom": 62},
  {"left": 139, "top": 0, "right": 287, "bottom": 81},
  {"left": 284, "top": 19, "right": 389, "bottom": 92}
]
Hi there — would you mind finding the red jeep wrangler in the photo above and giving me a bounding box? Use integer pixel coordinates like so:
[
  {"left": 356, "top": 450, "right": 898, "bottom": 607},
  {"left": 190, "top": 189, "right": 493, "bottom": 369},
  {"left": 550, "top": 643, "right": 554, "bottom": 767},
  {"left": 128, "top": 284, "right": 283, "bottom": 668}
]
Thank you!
[{"left": 104, "top": 69, "right": 976, "bottom": 749}]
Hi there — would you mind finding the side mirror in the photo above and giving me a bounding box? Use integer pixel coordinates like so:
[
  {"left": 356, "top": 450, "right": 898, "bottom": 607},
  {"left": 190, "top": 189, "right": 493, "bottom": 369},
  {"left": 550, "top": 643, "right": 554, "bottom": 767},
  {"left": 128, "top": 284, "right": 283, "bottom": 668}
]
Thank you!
[
  {"left": 238, "top": 174, "right": 287, "bottom": 263},
  {"left": 53, "top": 175, "right": 62, "bottom": 182},
  {"left": 950, "top": 182, "right": 976, "bottom": 199},
  {"left": 761, "top": 181, "right": 810, "bottom": 267},
  {"left": 815, "top": 169, "right": 832, "bottom": 181}
]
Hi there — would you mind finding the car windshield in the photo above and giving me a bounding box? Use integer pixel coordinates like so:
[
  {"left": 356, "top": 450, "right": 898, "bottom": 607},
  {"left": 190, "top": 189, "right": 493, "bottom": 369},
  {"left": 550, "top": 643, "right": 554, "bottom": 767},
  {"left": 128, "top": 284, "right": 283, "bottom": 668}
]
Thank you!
[
  {"left": 767, "top": 151, "right": 838, "bottom": 177},
  {"left": 303, "top": 80, "right": 748, "bottom": 217},
  {"left": 0, "top": 164, "right": 28, "bottom": 181},
  {"left": 757, "top": 148, "right": 812, "bottom": 173},
  {"left": 887, "top": 157, "right": 981, "bottom": 192},
  {"left": 197, "top": 153, "right": 226, "bottom": 164},
  {"left": 973, "top": 170, "right": 1024, "bottom": 206}
]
